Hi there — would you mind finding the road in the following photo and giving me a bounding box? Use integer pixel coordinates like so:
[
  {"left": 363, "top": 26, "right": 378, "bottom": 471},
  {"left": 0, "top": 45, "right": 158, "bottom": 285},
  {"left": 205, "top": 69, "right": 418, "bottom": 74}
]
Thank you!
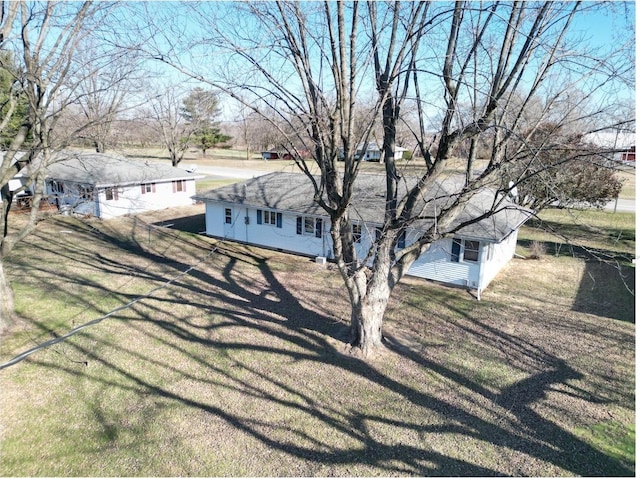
[
  {"left": 605, "top": 198, "right": 635, "bottom": 213},
  {"left": 185, "top": 164, "right": 273, "bottom": 180}
]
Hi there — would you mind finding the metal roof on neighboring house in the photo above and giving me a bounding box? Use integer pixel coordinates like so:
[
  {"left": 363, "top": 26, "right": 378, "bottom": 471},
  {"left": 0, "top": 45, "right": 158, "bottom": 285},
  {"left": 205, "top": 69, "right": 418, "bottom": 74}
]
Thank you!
[
  {"left": 584, "top": 131, "right": 635, "bottom": 149},
  {"left": 194, "top": 171, "right": 533, "bottom": 243},
  {"left": 45, "top": 151, "right": 203, "bottom": 187}
]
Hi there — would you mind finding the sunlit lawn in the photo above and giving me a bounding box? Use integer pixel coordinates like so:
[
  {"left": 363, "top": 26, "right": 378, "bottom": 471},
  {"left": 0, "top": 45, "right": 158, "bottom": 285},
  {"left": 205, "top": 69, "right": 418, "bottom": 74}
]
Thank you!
[{"left": 0, "top": 205, "right": 634, "bottom": 476}]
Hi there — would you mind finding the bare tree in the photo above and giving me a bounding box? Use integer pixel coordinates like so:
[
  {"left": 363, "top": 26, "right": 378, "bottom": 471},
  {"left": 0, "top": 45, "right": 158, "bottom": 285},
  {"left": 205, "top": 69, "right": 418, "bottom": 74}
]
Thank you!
[
  {"left": 146, "top": 84, "right": 194, "bottom": 166},
  {"left": 68, "top": 43, "right": 146, "bottom": 153},
  {"left": 0, "top": 1, "right": 114, "bottom": 332},
  {"left": 139, "top": 1, "right": 633, "bottom": 356}
]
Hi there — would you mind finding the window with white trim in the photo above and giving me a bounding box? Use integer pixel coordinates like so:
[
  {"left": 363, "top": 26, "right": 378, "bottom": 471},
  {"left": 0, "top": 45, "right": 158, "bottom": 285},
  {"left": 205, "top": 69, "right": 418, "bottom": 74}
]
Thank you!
[
  {"left": 296, "top": 216, "right": 322, "bottom": 238},
  {"left": 451, "top": 239, "right": 480, "bottom": 262},
  {"left": 256, "top": 209, "right": 282, "bottom": 228},
  {"left": 352, "top": 224, "right": 362, "bottom": 243},
  {"left": 141, "top": 183, "right": 156, "bottom": 194},
  {"left": 172, "top": 180, "right": 186, "bottom": 192},
  {"left": 50, "top": 180, "right": 64, "bottom": 194},
  {"left": 463, "top": 240, "right": 480, "bottom": 262},
  {"left": 105, "top": 187, "right": 119, "bottom": 201},
  {"left": 374, "top": 227, "right": 405, "bottom": 248},
  {"left": 224, "top": 208, "right": 232, "bottom": 224}
]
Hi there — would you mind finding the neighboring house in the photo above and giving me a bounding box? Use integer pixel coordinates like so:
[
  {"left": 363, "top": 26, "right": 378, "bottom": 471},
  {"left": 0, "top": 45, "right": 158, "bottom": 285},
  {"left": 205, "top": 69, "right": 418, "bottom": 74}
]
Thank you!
[
  {"left": 585, "top": 131, "right": 636, "bottom": 165},
  {"left": 3, "top": 151, "right": 29, "bottom": 192},
  {"left": 261, "top": 150, "right": 294, "bottom": 161},
  {"left": 194, "top": 172, "right": 533, "bottom": 296},
  {"left": 8, "top": 169, "right": 33, "bottom": 205},
  {"left": 45, "top": 152, "right": 203, "bottom": 219},
  {"left": 353, "top": 142, "right": 408, "bottom": 161},
  {"left": 1, "top": 151, "right": 36, "bottom": 207}
]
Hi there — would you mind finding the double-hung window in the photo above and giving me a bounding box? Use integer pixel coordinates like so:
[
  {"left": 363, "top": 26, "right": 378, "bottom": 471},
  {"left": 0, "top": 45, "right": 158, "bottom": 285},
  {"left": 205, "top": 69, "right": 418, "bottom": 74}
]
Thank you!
[
  {"left": 296, "top": 216, "right": 322, "bottom": 238},
  {"left": 451, "top": 239, "right": 480, "bottom": 262},
  {"left": 463, "top": 240, "right": 480, "bottom": 262},
  {"left": 172, "top": 180, "right": 186, "bottom": 193},
  {"left": 105, "top": 187, "right": 119, "bottom": 201},
  {"left": 256, "top": 209, "right": 282, "bottom": 228},
  {"left": 224, "top": 208, "right": 232, "bottom": 224},
  {"left": 141, "top": 183, "right": 156, "bottom": 194},
  {"left": 352, "top": 224, "right": 362, "bottom": 243},
  {"left": 375, "top": 228, "right": 406, "bottom": 248},
  {"left": 50, "top": 180, "right": 64, "bottom": 194}
]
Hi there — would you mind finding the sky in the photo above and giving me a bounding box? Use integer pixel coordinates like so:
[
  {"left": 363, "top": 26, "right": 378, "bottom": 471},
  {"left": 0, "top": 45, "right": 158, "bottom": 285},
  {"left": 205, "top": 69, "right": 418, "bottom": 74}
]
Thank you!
[{"left": 39, "top": 1, "right": 635, "bottom": 126}]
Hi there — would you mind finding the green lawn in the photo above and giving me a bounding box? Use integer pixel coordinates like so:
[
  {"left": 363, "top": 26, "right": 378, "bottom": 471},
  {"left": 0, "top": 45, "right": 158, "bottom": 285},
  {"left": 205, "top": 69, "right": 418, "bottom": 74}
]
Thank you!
[
  {"left": 0, "top": 205, "right": 635, "bottom": 476},
  {"left": 616, "top": 168, "right": 635, "bottom": 201},
  {"left": 519, "top": 208, "right": 635, "bottom": 260}
]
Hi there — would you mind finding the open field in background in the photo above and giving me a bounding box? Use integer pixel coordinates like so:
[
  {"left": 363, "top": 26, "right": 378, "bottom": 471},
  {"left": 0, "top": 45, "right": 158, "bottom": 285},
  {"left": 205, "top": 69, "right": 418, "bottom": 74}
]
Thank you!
[
  {"left": 617, "top": 168, "right": 636, "bottom": 201},
  {"left": 0, "top": 202, "right": 634, "bottom": 476},
  {"left": 123, "top": 146, "right": 410, "bottom": 177},
  {"left": 520, "top": 209, "right": 635, "bottom": 259},
  {"left": 122, "top": 146, "right": 636, "bottom": 200}
]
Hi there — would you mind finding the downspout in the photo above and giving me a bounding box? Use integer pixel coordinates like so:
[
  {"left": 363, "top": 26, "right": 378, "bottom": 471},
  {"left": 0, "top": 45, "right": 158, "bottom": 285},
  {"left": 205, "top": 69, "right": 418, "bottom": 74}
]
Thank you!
[
  {"left": 322, "top": 218, "right": 327, "bottom": 257},
  {"left": 94, "top": 185, "right": 100, "bottom": 218}
]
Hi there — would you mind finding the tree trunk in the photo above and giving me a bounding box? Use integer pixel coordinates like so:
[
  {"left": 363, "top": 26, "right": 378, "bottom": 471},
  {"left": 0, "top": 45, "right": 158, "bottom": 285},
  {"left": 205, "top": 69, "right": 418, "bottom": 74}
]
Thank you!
[
  {"left": 348, "top": 269, "right": 391, "bottom": 357},
  {"left": 0, "top": 259, "right": 15, "bottom": 334},
  {"left": 350, "top": 297, "right": 388, "bottom": 356}
]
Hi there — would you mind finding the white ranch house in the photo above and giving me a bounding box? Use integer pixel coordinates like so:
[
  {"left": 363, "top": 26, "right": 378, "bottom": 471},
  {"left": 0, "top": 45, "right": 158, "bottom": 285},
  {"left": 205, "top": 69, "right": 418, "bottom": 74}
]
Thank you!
[
  {"left": 339, "top": 142, "right": 408, "bottom": 162},
  {"left": 45, "top": 152, "right": 202, "bottom": 219},
  {"left": 195, "top": 172, "right": 533, "bottom": 296}
]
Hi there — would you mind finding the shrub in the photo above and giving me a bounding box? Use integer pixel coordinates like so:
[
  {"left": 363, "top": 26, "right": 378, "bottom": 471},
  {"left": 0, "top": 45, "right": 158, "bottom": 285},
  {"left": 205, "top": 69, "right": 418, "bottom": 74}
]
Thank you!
[{"left": 528, "top": 241, "right": 547, "bottom": 259}]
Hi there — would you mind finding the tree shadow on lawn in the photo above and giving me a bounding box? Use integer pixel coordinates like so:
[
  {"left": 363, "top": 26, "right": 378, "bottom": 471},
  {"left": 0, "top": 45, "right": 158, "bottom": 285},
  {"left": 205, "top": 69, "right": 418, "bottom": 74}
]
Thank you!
[
  {"left": 571, "top": 261, "right": 635, "bottom": 323},
  {"left": 150, "top": 213, "right": 206, "bottom": 234},
  {"left": 517, "top": 237, "right": 635, "bottom": 323},
  {"left": 6, "top": 216, "right": 634, "bottom": 476}
]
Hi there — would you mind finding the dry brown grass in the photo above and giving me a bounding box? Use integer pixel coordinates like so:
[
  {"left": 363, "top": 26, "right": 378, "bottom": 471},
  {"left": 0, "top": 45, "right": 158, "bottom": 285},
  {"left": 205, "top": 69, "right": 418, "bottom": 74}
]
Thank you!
[{"left": 0, "top": 205, "right": 634, "bottom": 476}]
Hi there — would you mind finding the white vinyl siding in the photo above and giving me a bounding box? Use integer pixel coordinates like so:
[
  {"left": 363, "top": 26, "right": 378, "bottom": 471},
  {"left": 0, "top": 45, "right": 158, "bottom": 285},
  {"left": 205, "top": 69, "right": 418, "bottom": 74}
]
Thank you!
[
  {"left": 48, "top": 179, "right": 197, "bottom": 219},
  {"left": 478, "top": 232, "right": 518, "bottom": 290},
  {"left": 205, "top": 203, "right": 329, "bottom": 257},
  {"left": 203, "top": 201, "right": 521, "bottom": 293}
]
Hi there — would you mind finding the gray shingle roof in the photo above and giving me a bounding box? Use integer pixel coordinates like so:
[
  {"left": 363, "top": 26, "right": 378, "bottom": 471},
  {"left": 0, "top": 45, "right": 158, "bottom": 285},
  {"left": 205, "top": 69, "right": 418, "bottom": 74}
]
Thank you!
[
  {"left": 45, "top": 152, "right": 201, "bottom": 187},
  {"left": 195, "top": 171, "right": 533, "bottom": 242}
]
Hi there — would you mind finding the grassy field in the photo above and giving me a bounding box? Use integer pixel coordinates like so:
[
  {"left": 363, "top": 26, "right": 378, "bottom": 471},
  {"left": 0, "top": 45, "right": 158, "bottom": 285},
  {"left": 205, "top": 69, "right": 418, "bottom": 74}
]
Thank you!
[
  {"left": 616, "top": 167, "right": 636, "bottom": 201},
  {"left": 0, "top": 202, "right": 634, "bottom": 476},
  {"left": 123, "top": 146, "right": 636, "bottom": 204},
  {"left": 519, "top": 208, "right": 635, "bottom": 259}
]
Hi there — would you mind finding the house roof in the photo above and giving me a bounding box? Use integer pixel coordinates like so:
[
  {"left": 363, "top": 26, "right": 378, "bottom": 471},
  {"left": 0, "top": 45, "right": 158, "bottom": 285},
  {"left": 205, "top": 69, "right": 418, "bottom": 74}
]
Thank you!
[
  {"left": 194, "top": 172, "right": 533, "bottom": 243},
  {"left": 584, "top": 131, "right": 635, "bottom": 149},
  {"left": 45, "top": 151, "right": 202, "bottom": 187}
]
